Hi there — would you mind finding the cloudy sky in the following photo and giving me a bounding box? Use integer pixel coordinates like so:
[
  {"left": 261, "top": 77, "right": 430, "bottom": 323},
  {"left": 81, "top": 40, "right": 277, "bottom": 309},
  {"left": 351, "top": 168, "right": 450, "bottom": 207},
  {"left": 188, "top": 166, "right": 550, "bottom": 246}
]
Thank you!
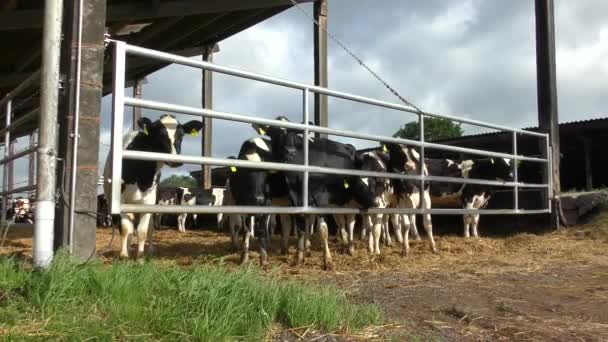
[{"left": 6, "top": 0, "right": 608, "bottom": 189}]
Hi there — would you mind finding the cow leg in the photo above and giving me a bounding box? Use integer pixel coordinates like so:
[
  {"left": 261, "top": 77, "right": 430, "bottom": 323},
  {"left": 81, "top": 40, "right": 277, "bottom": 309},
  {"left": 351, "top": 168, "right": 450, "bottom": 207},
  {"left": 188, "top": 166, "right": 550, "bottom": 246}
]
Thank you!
[
  {"left": 422, "top": 190, "right": 438, "bottom": 254},
  {"left": 318, "top": 217, "right": 333, "bottom": 270},
  {"left": 472, "top": 214, "right": 481, "bottom": 238},
  {"left": 463, "top": 214, "right": 471, "bottom": 238},
  {"left": 391, "top": 214, "right": 404, "bottom": 244},
  {"left": 229, "top": 214, "right": 241, "bottom": 252},
  {"left": 217, "top": 213, "right": 223, "bottom": 230},
  {"left": 347, "top": 214, "right": 356, "bottom": 256},
  {"left": 360, "top": 221, "right": 367, "bottom": 241},
  {"left": 258, "top": 215, "right": 270, "bottom": 268},
  {"left": 296, "top": 216, "right": 310, "bottom": 266},
  {"left": 372, "top": 214, "right": 382, "bottom": 255},
  {"left": 135, "top": 213, "right": 152, "bottom": 263},
  {"left": 365, "top": 215, "right": 374, "bottom": 254},
  {"left": 410, "top": 214, "right": 421, "bottom": 240},
  {"left": 241, "top": 216, "right": 254, "bottom": 264},
  {"left": 146, "top": 216, "right": 155, "bottom": 257},
  {"left": 279, "top": 214, "right": 291, "bottom": 255},
  {"left": 382, "top": 214, "right": 392, "bottom": 247},
  {"left": 401, "top": 214, "right": 411, "bottom": 257},
  {"left": 192, "top": 214, "right": 198, "bottom": 229},
  {"left": 305, "top": 216, "right": 314, "bottom": 256},
  {"left": 119, "top": 214, "right": 135, "bottom": 259}
]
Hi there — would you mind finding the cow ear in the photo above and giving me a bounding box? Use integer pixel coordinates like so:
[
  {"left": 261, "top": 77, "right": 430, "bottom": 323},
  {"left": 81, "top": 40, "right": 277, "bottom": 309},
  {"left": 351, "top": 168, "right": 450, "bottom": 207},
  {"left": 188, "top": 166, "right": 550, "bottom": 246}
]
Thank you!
[
  {"left": 252, "top": 123, "right": 269, "bottom": 136},
  {"left": 137, "top": 117, "right": 153, "bottom": 135},
  {"left": 182, "top": 120, "right": 204, "bottom": 136}
]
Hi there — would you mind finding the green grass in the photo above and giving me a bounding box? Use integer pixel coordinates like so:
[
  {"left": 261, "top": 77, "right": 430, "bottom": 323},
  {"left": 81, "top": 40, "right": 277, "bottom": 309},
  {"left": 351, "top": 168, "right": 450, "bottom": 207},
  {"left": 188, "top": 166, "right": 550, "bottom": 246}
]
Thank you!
[{"left": 0, "top": 254, "right": 380, "bottom": 341}]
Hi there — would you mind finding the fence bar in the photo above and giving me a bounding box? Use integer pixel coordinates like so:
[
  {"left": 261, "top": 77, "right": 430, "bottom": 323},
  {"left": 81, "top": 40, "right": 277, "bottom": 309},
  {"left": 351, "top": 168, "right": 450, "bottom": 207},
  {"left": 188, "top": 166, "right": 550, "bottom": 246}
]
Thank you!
[
  {"left": 302, "top": 88, "right": 310, "bottom": 208},
  {"left": 419, "top": 113, "right": 425, "bottom": 194},
  {"left": 1, "top": 100, "right": 11, "bottom": 233},
  {"left": 513, "top": 132, "right": 519, "bottom": 211},
  {"left": 121, "top": 204, "right": 550, "bottom": 215},
  {"left": 0, "top": 185, "right": 36, "bottom": 197},
  {"left": 0, "top": 108, "right": 39, "bottom": 137},
  {"left": 125, "top": 97, "right": 548, "bottom": 163},
  {"left": 109, "top": 41, "right": 127, "bottom": 215},
  {"left": 0, "top": 71, "right": 41, "bottom": 108},
  {"left": 122, "top": 150, "right": 549, "bottom": 189},
  {"left": 547, "top": 140, "right": 553, "bottom": 212},
  {"left": 124, "top": 43, "right": 547, "bottom": 138},
  {"left": 0, "top": 145, "right": 37, "bottom": 166}
]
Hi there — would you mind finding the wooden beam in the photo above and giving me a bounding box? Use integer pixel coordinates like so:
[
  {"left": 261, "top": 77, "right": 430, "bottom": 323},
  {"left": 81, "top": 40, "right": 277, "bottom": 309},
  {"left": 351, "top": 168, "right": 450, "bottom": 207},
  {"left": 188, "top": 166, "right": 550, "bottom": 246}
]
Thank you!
[
  {"left": 583, "top": 138, "right": 593, "bottom": 191},
  {"left": 534, "top": 0, "right": 563, "bottom": 228},
  {"left": 0, "top": 0, "right": 315, "bottom": 31},
  {"left": 201, "top": 45, "right": 215, "bottom": 190},
  {"left": 314, "top": 0, "right": 328, "bottom": 134}
]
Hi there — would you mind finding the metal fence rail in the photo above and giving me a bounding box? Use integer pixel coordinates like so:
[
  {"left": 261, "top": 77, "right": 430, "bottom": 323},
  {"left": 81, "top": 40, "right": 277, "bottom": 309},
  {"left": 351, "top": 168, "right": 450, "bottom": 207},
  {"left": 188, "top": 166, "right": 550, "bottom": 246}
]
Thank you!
[
  {"left": 1, "top": 71, "right": 39, "bottom": 232},
  {"left": 109, "top": 40, "right": 552, "bottom": 216}
]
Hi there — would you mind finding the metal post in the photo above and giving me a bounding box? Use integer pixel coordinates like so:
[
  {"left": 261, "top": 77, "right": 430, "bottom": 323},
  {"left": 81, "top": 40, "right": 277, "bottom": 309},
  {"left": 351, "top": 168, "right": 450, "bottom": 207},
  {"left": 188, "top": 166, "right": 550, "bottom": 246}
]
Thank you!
[
  {"left": 132, "top": 78, "right": 143, "bottom": 129},
  {"left": 512, "top": 131, "right": 519, "bottom": 211},
  {"left": 35, "top": 0, "right": 63, "bottom": 268},
  {"left": 2, "top": 101, "right": 11, "bottom": 231},
  {"left": 313, "top": 0, "right": 328, "bottom": 137},
  {"left": 110, "top": 41, "right": 126, "bottom": 215},
  {"left": 28, "top": 132, "right": 36, "bottom": 187},
  {"left": 68, "top": 0, "right": 84, "bottom": 254},
  {"left": 419, "top": 114, "right": 425, "bottom": 192},
  {"left": 201, "top": 45, "right": 215, "bottom": 190},
  {"left": 302, "top": 88, "right": 310, "bottom": 209},
  {"left": 7, "top": 140, "right": 14, "bottom": 194}
]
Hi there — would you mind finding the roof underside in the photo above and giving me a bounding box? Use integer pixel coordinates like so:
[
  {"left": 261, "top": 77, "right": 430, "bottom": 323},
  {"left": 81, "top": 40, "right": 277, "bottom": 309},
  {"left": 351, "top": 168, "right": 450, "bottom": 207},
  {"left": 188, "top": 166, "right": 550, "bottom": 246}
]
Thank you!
[{"left": 0, "top": 0, "right": 313, "bottom": 139}]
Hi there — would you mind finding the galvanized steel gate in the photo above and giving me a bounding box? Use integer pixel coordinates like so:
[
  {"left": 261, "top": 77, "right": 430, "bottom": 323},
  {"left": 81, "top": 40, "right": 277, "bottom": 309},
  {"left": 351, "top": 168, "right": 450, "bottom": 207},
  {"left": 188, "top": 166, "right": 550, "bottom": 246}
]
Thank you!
[{"left": 108, "top": 40, "right": 552, "bottom": 217}]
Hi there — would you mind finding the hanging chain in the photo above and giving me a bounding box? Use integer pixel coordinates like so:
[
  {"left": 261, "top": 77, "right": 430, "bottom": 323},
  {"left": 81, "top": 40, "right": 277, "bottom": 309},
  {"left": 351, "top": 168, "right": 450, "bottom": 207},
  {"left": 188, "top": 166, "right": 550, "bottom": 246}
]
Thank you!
[{"left": 287, "top": 0, "right": 426, "bottom": 115}]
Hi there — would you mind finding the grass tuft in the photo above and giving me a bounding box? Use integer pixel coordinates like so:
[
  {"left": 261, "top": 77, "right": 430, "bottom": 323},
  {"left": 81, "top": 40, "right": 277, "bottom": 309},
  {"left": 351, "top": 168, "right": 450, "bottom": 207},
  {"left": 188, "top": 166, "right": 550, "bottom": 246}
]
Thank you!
[{"left": 0, "top": 253, "right": 379, "bottom": 340}]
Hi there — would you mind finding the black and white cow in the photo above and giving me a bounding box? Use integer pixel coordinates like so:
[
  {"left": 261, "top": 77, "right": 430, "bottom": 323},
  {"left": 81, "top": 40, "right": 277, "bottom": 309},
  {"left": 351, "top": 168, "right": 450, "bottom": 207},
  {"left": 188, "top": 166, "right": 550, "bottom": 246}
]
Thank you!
[
  {"left": 103, "top": 115, "right": 203, "bottom": 261},
  {"left": 176, "top": 187, "right": 196, "bottom": 233},
  {"left": 252, "top": 117, "right": 376, "bottom": 270},
  {"left": 227, "top": 137, "right": 276, "bottom": 266},
  {"left": 155, "top": 187, "right": 178, "bottom": 229},
  {"left": 97, "top": 194, "right": 112, "bottom": 228},
  {"left": 385, "top": 143, "right": 514, "bottom": 255}
]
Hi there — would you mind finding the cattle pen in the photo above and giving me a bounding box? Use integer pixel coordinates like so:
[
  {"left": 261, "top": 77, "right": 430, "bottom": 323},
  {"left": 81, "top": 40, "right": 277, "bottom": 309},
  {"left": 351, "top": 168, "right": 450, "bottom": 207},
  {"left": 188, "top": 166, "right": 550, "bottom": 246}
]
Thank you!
[{"left": 3, "top": 0, "right": 606, "bottom": 341}]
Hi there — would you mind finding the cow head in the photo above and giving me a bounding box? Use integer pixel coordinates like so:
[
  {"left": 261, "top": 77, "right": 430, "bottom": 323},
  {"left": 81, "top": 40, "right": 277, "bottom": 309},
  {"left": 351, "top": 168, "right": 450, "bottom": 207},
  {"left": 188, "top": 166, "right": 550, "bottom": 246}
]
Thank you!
[
  {"left": 359, "top": 151, "right": 391, "bottom": 200},
  {"left": 490, "top": 158, "right": 514, "bottom": 182},
  {"left": 384, "top": 143, "right": 420, "bottom": 174},
  {"left": 137, "top": 115, "right": 203, "bottom": 167},
  {"left": 252, "top": 116, "right": 300, "bottom": 162}
]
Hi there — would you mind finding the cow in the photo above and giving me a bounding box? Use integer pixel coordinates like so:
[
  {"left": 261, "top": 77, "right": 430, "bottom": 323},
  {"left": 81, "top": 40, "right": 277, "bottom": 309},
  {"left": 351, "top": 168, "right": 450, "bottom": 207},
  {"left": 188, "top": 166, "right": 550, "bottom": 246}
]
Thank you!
[
  {"left": 97, "top": 194, "right": 112, "bottom": 228},
  {"left": 155, "top": 187, "right": 178, "bottom": 229},
  {"left": 103, "top": 115, "right": 203, "bottom": 262},
  {"left": 176, "top": 187, "right": 196, "bottom": 233},
  {"left": 385, "top": 143, "right": 514, "bottom": 255},
  {"left": 226, "top": 137, "right": 275, "bottom": 266},
  {"left": 9, "top": 197, "right": 34, "bottom": 224},
  {"left": 252, "top": 117, "right": 376, "bottom": 270}
]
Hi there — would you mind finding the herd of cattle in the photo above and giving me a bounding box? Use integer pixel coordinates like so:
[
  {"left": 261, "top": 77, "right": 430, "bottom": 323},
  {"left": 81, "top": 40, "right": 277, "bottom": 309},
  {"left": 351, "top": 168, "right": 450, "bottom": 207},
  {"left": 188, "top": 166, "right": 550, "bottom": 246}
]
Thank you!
[
  {"left": 1, "top": 197, "right": 35, "bottom": 224},
  {"left": 100, "top": 114, "right": 514, "bottom": 269}
]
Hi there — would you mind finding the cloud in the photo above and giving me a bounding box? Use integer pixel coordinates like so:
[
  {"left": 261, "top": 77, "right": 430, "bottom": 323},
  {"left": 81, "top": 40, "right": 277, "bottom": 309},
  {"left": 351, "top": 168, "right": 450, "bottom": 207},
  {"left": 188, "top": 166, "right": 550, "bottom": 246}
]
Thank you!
[{"left": 91, "top": 0, "right": 608, "bottom": 183}]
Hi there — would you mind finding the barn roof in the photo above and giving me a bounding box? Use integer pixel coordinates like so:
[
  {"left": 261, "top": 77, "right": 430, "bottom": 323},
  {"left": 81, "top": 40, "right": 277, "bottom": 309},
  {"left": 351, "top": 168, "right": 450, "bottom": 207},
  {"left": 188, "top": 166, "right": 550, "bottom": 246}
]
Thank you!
[{"left": 0, "top": 0, "right": 314, "bottom": 140}]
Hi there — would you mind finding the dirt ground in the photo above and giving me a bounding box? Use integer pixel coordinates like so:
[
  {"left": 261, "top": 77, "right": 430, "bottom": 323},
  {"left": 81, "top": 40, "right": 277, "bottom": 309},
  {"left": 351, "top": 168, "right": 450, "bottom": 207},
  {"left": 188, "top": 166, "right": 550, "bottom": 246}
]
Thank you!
[{"left": 2, "top": 213, "right": 607, "bottom": 341}]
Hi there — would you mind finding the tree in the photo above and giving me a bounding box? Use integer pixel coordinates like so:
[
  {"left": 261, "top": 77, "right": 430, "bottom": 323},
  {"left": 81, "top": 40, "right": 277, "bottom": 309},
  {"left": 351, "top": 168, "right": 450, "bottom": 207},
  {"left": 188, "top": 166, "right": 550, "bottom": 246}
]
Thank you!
[
  {"left": 392, "top": 117, "right": 464, "bottom": 141},
  {"left": 159, "top": 175, "right": 197, "bottom": 188}
]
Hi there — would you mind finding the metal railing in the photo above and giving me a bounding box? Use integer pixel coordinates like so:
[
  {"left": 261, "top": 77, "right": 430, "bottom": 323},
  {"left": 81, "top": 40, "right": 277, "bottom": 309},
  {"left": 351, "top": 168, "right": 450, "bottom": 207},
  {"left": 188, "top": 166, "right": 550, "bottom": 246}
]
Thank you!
[
  {"left": 109, "top": 40, "right": 552, "bottom": 216},
  {"left": 0, "top": 72, "right": 40, "bottom": 230}
]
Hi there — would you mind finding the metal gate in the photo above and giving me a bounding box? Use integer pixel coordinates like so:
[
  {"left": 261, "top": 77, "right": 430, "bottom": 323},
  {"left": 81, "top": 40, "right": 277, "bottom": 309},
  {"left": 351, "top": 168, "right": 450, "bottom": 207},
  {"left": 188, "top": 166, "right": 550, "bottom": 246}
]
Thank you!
[{"left": 108, "top": 40, "right": 552, "bottom": 217}]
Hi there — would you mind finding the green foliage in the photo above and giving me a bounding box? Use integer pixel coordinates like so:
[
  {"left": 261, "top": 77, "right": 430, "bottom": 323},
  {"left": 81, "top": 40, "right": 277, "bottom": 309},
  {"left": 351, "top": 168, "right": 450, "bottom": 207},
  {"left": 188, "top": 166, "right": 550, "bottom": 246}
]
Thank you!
[
  {"left": 0, "top": 254, "right": 380, "bottom": 340},
  {"left": 393, "top": 117, "right": 464, "bottom": 141},
  {"left": 159, "top": 174, "right": 197, "bottom": 188}
]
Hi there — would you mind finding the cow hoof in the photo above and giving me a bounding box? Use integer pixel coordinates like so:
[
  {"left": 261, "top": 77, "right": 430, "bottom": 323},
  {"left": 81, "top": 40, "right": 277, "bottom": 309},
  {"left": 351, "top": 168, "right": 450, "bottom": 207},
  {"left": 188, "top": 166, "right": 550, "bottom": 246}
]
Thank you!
[
  {"left": 323, "top": 261, "right": 334, "bottom": 271},
  {"left": 260, "top": 259, "right": 269, "bottom": 269},
  {"left": 401, "top": 249, "right": 409, "bottom": 258},
  {"left": 431, "top": 248, "right": 439, "bottom": 254},
  {"left": 414, "top": 236, "right": 422, "bottom": 241},
  {"left": 240, "top": 253, "right": 249, "bottom": 265},
  {"left": 348, "top": 245, "right": 355, "bottom": 256},
  {"left": 136, "top": 258, "right": 145, "bottom": 265}
]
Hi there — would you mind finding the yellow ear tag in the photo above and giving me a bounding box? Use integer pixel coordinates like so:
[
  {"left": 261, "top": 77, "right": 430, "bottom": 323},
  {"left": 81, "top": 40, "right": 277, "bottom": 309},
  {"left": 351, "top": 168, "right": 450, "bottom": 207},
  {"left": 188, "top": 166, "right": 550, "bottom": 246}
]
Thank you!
[
  {"left": 383, "top": 144, "right": 388, "bottom": 152},
  {"left": 230, "top": 166, "right": 237, "bottom": 173},
  {"left": 344, "top": 180, "right": 350, "bottom": 189},
  {"left": 190, "top": 130, "right": 199, "bottom": 137},
  {"left": 143, "top": 126, "right": 149, "bottom": 135},
  {"left": 490, "top": 158, "right": 495, "bottom": 164},
  {"left": 258, "top": 128, "right": 266, "bottom": 136}
]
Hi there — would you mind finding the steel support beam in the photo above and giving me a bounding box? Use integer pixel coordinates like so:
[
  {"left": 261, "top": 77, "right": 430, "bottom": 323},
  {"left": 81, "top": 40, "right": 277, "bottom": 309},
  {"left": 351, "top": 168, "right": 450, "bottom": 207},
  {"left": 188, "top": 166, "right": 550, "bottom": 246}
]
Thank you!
[
  {"left": 35, "top": 0, "right": 63, "bottom": 268},
  {"left": 534, "top": 0, "right": 562, "bottom": 228},
  {"left": 201, "top": 45, "right": 217, "bottom": 190},
  {"left": 132, "top": 78, "right": 144, "bottom": 129},
  {"left": 313, "top": 0, "right": 328, "bottom": 136}
]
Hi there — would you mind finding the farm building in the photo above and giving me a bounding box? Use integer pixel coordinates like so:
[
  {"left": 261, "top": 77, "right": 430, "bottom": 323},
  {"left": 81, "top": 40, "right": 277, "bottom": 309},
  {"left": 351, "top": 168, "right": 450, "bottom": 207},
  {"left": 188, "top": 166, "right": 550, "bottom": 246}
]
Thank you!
[{"left": 0, "top": 0, "right": 579, "bottom": 269}]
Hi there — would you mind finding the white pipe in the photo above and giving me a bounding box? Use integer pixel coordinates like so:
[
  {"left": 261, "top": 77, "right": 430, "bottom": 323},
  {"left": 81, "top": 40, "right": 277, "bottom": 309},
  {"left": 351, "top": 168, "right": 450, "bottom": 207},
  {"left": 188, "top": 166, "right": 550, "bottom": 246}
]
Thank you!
[
  {"left": 68, "top": 0, "right": 84, "bottom": 255},
  {"left": 35, "top": 0, "right": 64, "bottom": 268}
]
